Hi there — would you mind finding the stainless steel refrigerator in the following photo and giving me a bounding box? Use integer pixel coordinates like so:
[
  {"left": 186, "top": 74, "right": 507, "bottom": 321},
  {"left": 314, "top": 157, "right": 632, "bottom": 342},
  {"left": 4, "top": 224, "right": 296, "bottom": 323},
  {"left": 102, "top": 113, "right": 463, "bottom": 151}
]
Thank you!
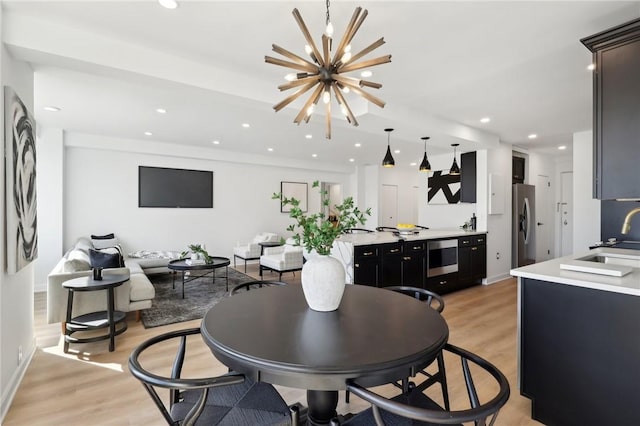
[{"left": 512, "top": 184, "right": 536, "bottom": 268}]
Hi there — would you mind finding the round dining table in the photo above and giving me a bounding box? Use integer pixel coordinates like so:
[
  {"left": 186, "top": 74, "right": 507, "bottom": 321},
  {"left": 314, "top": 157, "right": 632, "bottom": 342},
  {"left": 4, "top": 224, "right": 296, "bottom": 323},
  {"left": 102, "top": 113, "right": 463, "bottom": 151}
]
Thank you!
[{"left": 201, "top": 284, "right": 449, "bottom": 425}]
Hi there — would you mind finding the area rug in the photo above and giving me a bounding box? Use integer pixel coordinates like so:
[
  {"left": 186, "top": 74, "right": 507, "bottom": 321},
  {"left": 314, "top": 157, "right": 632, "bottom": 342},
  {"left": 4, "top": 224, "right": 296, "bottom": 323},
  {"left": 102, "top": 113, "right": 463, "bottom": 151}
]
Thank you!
[{"left": 141, "top": 268, "right": 255, "bottom": 328}]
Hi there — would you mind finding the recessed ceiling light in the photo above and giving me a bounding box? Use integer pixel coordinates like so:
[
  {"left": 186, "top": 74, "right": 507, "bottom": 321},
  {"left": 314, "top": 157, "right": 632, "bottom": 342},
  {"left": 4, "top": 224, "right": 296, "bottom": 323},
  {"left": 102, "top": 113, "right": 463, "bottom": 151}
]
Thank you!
[
  {"left": 312, "top": 154, "right": 318, "bottom": 158},
  {"left": 43, "top": 106, "right": 61, "bottom": 112},
  {"left": 410, "top": 162, "right": 417, "bottom": 166},
  {"left": 156, "top": 108, "right": 167, "bottom": 114},
  {"left": 558, "top": 145, "right": 567, "bottom": 150},
  {"left": 144, "top": 131, "right": 153, "bottom": 136},
  {"left": 361, "top": 71, "right": 373, "bottom": 78},
  {"left": 349, "top": 158, "right": 355, "bottom": 162},
  {"left": 242, "top": 123, "right": 250, "bottom": 128},
  {"left": 158, "top": 0, "right": 178, "bottom": 9},
  {"left": 354, "top": 143, "right": 361, "bottom": 148},
  {"left": 587, "top": 63, "right": 595, "bottom": 71},
  {"left": 394, "top": 149, "right": 400, "bottom": 154},
  {"left": 528, "top": 134, "right": 537, "bottom": 139},
  {"left": 305, "top": 134, "right": 313, "bottom": 139},
  {"left": 480, "top": 117, "right": 491, "bottom": 123},
  {"left": 267, "top": 148, "right": 274, "bottom": 152},
  {"left": 211, "top": 140, "right": 220, "bottom": 145}
]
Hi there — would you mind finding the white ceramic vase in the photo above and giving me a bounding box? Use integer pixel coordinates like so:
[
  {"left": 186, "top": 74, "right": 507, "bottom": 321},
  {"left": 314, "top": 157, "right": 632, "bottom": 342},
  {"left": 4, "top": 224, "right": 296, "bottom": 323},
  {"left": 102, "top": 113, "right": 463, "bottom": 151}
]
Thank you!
[{"left": 301, "top": 255, "right": 346, "bottom": 312}]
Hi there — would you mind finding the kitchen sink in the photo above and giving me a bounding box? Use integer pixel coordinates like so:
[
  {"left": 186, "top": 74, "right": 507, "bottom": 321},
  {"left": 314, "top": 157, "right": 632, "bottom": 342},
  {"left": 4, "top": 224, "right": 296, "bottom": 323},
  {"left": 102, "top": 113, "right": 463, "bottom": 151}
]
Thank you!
[{"left": 560, "top": 249, "right": 640, "bottom": 277}]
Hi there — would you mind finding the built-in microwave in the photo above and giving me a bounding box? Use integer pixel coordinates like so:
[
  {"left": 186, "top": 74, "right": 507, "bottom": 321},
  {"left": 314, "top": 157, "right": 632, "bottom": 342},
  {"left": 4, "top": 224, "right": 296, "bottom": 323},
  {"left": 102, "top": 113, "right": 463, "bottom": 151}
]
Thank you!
[{"left": 427, "top": 239, "right": 458, "bottom": 277}]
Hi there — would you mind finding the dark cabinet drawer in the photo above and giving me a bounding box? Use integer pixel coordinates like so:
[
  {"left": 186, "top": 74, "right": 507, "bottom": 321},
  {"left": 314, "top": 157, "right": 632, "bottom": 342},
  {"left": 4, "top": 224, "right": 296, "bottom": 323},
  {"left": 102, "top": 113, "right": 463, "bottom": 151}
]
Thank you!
[
  {"left": 473, "top": 235, "right": 486, "bottom": 245},
  {"left": 405, "top": 242, "right": 425, "bottom": 253},
  {"left": 382, "top": 243, "right": 402, "bottom": 256},
  {"left": 355, "top": 245, "right": 379, "bottom": 259},
  {"left": 425, "top": 272, "right": 459, "bottom": 295},
  {"left": 459, "top": 237, "right": 473, "bottom": 246}
]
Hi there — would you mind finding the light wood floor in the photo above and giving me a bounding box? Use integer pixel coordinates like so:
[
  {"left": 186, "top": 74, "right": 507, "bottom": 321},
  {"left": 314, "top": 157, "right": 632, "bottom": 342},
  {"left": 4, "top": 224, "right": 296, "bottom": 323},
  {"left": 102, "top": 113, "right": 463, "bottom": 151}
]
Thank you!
[{"left": 4, "top": 264, "right": 542, "bottom": 425}]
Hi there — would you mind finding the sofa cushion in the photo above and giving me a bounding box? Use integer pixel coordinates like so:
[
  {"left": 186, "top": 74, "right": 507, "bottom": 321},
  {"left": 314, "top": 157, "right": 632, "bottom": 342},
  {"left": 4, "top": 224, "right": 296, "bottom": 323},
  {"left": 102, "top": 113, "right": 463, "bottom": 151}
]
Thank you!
[
  {"left": 62, "top": 258, "right": 91, "bottom": 273},
  {"left": 89, "top": 248, "right": 123, "bottom": 268},
  {"left": 124, "top": 259, "right": 145, "bottom": 275},
  {"left": 129, "top": 274, "right": 155, "bottom": 302},
  {"left": 74, "top": 237, "right": 94, "bottom": 253},
  {"left": 67, "top": 248, "right": 91, "bottom": 264},
  {"left": 91, "top": 234, "right": 119, "bottom": 249}
]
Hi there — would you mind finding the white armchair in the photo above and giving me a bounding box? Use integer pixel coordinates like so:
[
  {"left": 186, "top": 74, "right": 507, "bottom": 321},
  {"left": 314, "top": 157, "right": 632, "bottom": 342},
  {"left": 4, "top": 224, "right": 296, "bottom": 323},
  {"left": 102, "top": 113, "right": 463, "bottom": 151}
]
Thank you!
[
  {"left": 233, "top": 232, "right": 280, "bottom": 272},
  {"left": 259, "top": 242, "right": 304, "bottom": 280}
]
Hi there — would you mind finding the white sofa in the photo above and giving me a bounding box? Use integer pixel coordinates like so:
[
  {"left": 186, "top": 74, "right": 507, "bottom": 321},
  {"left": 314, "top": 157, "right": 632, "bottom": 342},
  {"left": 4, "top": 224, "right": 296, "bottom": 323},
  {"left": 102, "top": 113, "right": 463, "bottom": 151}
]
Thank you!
[
  {"left": 233, "top": 232, "right": 281, "bottom": 272},
  {"left": 47, "top": 237, "right": 164, "bottom": 324}
]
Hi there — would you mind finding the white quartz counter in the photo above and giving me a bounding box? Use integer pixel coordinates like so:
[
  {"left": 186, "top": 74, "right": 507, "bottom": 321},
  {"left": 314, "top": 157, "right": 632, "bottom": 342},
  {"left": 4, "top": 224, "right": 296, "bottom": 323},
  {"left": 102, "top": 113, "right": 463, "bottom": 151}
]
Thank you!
[
  {"left": 335, "top": 228, "right": 486, "bottom": 246},
  {"left": 510, "top": 247, "right": 640, "bottom": 296}
]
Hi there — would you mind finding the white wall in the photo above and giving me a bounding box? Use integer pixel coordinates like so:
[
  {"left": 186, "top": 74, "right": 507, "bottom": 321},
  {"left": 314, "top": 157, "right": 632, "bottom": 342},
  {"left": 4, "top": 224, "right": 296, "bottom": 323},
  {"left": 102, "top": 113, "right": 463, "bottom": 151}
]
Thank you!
[
  {"left": 378, "top": 165, "right": 421, "bottom": 226},
  {"left": 59, "top": 133, "right": 353, "bottom": 260},
  {"left": 1, "top": 41, "right": 36, "bottom": 421},
  {"left": 572, "top": 130, "right": 600, "bottom": 252},
  {"left": 35, "top": 128, "right": 64, "bottom": 291}
]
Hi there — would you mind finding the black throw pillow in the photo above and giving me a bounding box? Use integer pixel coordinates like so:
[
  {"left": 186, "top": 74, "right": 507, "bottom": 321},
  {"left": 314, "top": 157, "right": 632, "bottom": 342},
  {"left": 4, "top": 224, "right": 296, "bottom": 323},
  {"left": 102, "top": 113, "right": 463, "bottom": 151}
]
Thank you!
[
  {"left": 91, "top": 233, "right": 115, "bottom": 240},
  {"left": 89, "top": 248, "right": 124, "bottom": 269}
]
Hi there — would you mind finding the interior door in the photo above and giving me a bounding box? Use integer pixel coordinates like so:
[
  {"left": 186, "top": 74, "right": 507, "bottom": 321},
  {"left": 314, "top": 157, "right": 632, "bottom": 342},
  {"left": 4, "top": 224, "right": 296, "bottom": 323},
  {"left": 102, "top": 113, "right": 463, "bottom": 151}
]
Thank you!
[
  {"left": 536, "top": 175, "right": 553, "bottom": 261},
  {"left": 560, "top": 172, "right": 574, "bottom": 256},
  {"left": 381, "top": 184, "right": 398, "bottom": 228}
]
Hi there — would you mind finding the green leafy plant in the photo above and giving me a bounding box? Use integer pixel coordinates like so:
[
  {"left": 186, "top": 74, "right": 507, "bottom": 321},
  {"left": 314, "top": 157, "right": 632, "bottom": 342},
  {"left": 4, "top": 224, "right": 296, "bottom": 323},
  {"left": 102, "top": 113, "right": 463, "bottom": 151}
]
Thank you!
[
  {"left": 273, "top": 181, "right": 371, "bottom": 256},
  {"left": 180, "top": 244, "right": 212, "bottom": 263}
]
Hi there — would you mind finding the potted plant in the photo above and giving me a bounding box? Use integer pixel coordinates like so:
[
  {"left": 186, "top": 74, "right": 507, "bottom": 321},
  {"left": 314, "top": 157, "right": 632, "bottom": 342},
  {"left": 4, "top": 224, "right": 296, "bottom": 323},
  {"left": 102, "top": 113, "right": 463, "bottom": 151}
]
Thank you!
[
  {"left": 273, "top": 181, "right": 371, "bottom": 311},
  {"left": 180, "top": 244, "right": 212, "bottom": 264}
]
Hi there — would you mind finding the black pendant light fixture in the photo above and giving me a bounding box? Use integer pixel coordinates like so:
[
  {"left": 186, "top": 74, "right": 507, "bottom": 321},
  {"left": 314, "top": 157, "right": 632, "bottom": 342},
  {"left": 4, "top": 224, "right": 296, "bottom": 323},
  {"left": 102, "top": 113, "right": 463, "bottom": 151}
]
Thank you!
[
  {"left": 382, "top": 128, "right": 395, "bottom": 168},
  {"left": 419, "top": 136, "right": 431, "bottom": 172},
  {"left": 449, "top": 143, "right": 461, "bottom": 175}
]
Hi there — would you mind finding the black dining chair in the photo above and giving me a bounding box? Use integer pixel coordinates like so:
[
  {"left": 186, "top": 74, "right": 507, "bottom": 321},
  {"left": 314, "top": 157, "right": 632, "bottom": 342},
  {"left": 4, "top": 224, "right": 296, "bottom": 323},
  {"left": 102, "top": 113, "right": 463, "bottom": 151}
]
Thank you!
[
  {"left": 332, "top": 343, "right": 510, "bottom": 426},
  {"left": 345, "top": 286, "right": 448, "bottom": 408},
  {"left": 128, "top": 327, "right": 299, "bottom": 425},
  {"left": 230, "top": 280, "right": 287, "bottom": 295}
]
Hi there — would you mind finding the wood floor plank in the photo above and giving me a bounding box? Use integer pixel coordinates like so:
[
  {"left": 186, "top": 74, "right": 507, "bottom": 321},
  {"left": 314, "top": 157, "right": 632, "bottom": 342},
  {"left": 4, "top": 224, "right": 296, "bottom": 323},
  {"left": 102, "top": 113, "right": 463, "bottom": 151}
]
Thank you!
[{"left": 4, "top": 266, "right": 541, "bottom": 425}]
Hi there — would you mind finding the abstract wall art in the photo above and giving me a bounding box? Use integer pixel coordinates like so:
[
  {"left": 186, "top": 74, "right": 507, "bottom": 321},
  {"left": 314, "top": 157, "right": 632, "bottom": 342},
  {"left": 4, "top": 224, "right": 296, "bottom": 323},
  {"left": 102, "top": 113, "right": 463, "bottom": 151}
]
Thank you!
[
  {"left": 428, "top": 170, "right": 460, "bottom": 205},
  {"left": 4, "top": 86, "right": 38, "bottom": 274}
]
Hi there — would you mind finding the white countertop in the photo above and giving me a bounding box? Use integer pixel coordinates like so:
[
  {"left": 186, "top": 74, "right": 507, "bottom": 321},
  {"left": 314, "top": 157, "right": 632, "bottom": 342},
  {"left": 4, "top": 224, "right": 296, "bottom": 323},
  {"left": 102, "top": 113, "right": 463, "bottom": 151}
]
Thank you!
[
  {"left": 336, "top": 228, "right": 486, "bottom": 246},
  {"left": 510, "top": 247, "right": 640, "bottom": 296}
]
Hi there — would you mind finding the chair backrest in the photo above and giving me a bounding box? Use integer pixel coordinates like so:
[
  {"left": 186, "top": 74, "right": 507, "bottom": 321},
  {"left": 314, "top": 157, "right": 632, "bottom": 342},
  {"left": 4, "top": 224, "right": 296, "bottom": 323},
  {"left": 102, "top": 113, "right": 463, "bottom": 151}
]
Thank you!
[
  {"left": 344, "top": 343, "right": 510, "bottom": 426},
  {"left": 230, "top": 280, "right": 287, "bottom": 295},
  {"left": 342, "top": 228, "right": 374, "bottom": 234},
  {"left": 384, "top": 286, "right": 444, "bottom": 313}
]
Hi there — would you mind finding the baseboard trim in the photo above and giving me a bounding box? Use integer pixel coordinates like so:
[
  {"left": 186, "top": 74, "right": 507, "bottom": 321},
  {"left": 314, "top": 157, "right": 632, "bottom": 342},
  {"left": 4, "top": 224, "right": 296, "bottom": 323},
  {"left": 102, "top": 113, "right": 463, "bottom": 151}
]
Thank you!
[
  {"left": 1, "top": 339, "right": 36, "bottom": 423},
  {"left": 483, "top": 272, "right": 513, "bottom": 285}
]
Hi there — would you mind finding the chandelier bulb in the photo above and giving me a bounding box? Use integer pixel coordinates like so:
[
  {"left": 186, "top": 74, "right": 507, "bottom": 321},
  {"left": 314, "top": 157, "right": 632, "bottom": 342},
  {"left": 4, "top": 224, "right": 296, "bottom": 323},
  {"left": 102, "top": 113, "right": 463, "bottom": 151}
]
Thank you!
[
  {"left": 340, "top": 105, "right": 348, "bottom": 116},
  {"left": 323, "top": 90, "right": 331, "bottom": 104},
  {"left": 345, "top": 44, "right": 352, "bottom": 53},
  {"left": 285, "top": 73, "right": 297, "bottom": 82},
  {"left": 325, "top": 21, "right": 334, "bottom": 37},
  {"left": 341, "top": 51, "right": 352, "bottom": 63},
  {"left": 307, "top": 104, "right": 315, "bottom": 116}
]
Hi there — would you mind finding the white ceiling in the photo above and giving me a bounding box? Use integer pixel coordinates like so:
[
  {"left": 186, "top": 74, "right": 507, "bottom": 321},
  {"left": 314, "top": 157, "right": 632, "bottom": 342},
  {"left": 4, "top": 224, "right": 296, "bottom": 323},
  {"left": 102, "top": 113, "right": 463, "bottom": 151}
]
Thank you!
[{"left": 3, "top": 0, "right": 639, "bottom": 168}]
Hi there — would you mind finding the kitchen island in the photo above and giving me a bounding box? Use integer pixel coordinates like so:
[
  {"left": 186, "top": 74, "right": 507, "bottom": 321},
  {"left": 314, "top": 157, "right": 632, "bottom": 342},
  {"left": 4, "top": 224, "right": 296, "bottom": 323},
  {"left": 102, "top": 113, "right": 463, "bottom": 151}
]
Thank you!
[
  {"left": 332, "top": 228, "right": 486, "bottom": 293},
  {"left": 511, "top": 248, "right": 640, "bottom": 426}
]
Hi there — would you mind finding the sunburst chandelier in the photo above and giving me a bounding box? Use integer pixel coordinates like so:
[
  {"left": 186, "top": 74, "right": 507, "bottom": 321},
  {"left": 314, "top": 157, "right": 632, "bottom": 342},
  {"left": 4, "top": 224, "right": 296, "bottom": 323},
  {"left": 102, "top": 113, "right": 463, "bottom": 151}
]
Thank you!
[{"left": 265, "top": 1, "right": 391, "bottom": 139}]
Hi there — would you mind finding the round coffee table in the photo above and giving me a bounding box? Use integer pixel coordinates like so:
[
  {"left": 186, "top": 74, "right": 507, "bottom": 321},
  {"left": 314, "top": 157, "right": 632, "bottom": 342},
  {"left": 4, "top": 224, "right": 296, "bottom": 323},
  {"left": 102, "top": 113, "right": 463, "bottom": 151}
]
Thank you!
[{"left": 168, "top": 257, "right": 230, "bottom": 298}]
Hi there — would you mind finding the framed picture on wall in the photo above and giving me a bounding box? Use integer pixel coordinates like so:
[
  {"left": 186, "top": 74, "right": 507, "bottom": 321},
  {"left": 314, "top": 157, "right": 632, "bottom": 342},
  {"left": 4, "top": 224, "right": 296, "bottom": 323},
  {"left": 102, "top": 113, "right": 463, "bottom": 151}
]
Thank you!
[
  {"left": 4, "top": 86, "right": 38, "bottom": 274},
  {"left": 428, "top": 170, "right": 460, "bottom": 204},
  {"left": 280, "top": 181, "right": 308, "bottom": 213}
]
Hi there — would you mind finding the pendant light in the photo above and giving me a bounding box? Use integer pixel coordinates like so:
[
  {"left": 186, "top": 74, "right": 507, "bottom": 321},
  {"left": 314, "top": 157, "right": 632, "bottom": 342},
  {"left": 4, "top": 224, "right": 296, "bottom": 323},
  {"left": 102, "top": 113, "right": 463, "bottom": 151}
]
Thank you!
[
  {"left": 419, "top": 136, "right": 431, "bottom": 172},
  {"left": 382, "top": 128, "right": 395, "bottom": 168},
  {"left": 449, "top": 143, "right": 461, "bottom": 175}
]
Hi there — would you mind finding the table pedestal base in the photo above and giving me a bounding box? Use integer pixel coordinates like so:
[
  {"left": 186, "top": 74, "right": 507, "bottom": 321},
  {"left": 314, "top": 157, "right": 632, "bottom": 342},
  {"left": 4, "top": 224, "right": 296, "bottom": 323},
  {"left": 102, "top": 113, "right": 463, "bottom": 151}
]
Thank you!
[{"left": 307, "top": 390, "right": 338, "bottom": 425}]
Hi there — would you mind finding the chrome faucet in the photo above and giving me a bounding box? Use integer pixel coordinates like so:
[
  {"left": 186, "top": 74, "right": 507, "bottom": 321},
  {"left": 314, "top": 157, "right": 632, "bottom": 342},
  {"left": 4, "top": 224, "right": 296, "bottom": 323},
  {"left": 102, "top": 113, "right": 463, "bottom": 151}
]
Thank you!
[{"left": 621, "top": 207, "right": 640, "bottom": 234}]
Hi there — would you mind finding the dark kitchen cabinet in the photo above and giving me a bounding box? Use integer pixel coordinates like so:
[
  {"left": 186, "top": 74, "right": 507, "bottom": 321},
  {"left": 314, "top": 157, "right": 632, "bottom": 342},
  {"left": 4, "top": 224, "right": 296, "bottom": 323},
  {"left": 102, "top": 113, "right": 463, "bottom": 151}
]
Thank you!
[
  {"left": 458, "top": 234, "right": 486, "bottom": 287},
  {"left": 512, "top": 156, "right": 525, "bottom": 184},
  {"left": 425, "top": 272, "right": 458, "bottom": 295},
  {"left": 380, "top": 241, "right": 426, "bottom": 288},
  {"left": 353, "top": 245, "right": 380, "bottom": 287},
  {"left": 460, "top": 151, "right": 477, "bottom": 203},
  {"left": 582, "top": 18, "right": 640, "bottom": 200}
]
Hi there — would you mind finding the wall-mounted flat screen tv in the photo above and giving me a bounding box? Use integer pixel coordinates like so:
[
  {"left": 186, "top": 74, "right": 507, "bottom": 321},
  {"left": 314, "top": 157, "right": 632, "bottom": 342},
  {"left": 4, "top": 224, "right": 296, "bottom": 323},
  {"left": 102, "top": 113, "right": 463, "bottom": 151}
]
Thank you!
[{"left": 138, "top": 166, "right": 213, "bottom": 208}]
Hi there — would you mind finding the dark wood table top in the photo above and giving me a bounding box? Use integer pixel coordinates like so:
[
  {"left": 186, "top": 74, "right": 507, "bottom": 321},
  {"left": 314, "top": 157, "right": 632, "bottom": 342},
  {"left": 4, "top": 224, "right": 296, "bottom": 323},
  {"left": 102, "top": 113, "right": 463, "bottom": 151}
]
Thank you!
[
  {"left": 168, "top": 257, "right": 230, "bottom": 271},
  {"left": 201, "top": 284, "right": 448, "bottom": 391},
  {"left": 62, "top": 273, "right": 130, "bottom": 291}
]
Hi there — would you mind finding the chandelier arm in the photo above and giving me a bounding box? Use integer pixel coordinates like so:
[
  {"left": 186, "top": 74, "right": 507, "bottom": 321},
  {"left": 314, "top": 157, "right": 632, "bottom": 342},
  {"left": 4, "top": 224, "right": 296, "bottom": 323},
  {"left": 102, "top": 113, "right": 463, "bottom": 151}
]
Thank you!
[
  {"left": 292, "top": 8, "right": 326, "bottom": 67},
  {"left": 304, "top": 87, "right": 324, "bottom": 124},
  {"left": 344, "top": 37, "right": 386, "bottom": 65},
  {"left": 331, "top": 74, "right": 362, "bottom": 87},
  {"left": 271, "top": 44, "right": 318, "bottom": 69},
  {"left": 332, "top": 85, "right": 359, "bottom": 126},
  {"left": 338, "top": 55, "right": 392, "bottom": 73},
  {"left": 325, "top": 96, "right": 332, "bottom": 139},
  {"left": 332, "top": 7, "right": 363, "bottom": 63},
  {"left": 293, "top": 84, "right": 324, "bottom": 124},
  {"left": 360, "top": 80, "right": 382, "bottom": 89},
  {"left": 342, "top": 9, "right": 368, "bottom": 51},
  {"left": 336, "top": 80, "right": 386, "bottom": 108},
  {"left": 273, "top": 81, "right": 318, "bottom": 112},
  {"left": 322, "top": 35, "right": 331, "bottom": 66},
  {"left": 266, "top": 56, "right": 317, "bottom": 73},
  {"left": 278, "top": 75, "right": 320, "bottom": 91}
]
